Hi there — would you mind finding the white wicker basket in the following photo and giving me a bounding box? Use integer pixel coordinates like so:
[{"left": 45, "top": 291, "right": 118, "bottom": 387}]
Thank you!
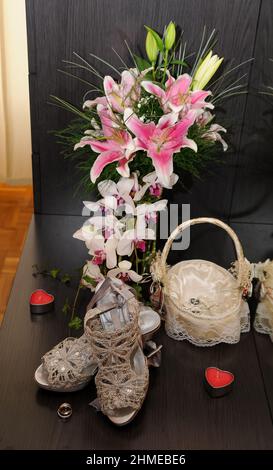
[
  {"left": 253, "top": 259, "right": 273, "bottom": 342},
  {"left": 151, "top": 217, "right": 252, "bottom": 346}
]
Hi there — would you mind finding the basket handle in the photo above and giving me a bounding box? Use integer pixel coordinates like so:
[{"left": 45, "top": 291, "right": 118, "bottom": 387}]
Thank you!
[{"left": 161, "top": 217, "right": 245, "bottom": 286}]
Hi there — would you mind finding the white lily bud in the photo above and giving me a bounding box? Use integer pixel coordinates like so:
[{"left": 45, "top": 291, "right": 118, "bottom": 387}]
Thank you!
[{"left": 192, "top": 51, "right": 223, "bottom": 90}]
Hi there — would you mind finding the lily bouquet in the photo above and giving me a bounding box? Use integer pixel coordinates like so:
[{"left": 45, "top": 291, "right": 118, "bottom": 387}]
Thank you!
[{"left": 52, "top": 23, "right": 248, "bottom": 327}]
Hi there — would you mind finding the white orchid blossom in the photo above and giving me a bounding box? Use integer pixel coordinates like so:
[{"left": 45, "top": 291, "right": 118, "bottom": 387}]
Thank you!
[
  {"left": 73, "top": 214, "right": 122, "bottom": 269},
  {"left": 136, "top": 199, "right": 168, "bottom": 238},
  {"left": 83, "top": 176, "right": 137, "bottom": 216},
  {"left": 107, "top": 260, "right": 142, "bottom": 282},
  {"left": 117, "top": 227, "right": 155, "bottom": 256},
  {"left": 81, "top": 261, "right": 105, "bottom": 290},
  {"left": 87, "top": 234, "right": 119, "bottom": 269},
  {"left": 118, "top": 198, "right": 167, "bottom": 239},
  {"left": 74, "top": 214, "right": 123, "bottom": 242},
  {"left": 73, "top": 223, "right": 100, "bottom": 244},
  {"left": 134, "top": 171, "right": 178, "bottom": 201},
  {"left": 86, "top": 214, "right": 124, "bottom": 235}
]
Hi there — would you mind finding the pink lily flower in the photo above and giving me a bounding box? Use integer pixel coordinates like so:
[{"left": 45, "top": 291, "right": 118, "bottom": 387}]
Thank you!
[
  {"left": 141, "top": 73, "right": 213, "bottom": 116},
  {"left": 84, "top": 69, "right": 140, "bottom": 112},
  {"left": 124, "top": 108, "right": 197, "bottom": 188},
  {"left": 196, "top": 111, "right": 228, "bottom": 151},
  {"left": 104, "top": 70, "right": 141, "bottom": 113},
  {"left": 196, "top": 110, "right": 214, "bottom": 127},
  {"left": 83, "top": 96, "right": 108, "bottom": 110},
  {"left": 74, "top": 105, "right": 136, "bottom": 182},
  {"left": 202, "top": 123, "right": 228, "bottom": 151}
]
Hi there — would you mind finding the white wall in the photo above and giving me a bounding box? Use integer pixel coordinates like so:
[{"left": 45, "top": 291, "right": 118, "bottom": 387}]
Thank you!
[
  {"left": 0, "top": 20, "right": 7, "bottom": 181},
  {"left": 0, "top": 0, "right": 32, "bottom": 184}
]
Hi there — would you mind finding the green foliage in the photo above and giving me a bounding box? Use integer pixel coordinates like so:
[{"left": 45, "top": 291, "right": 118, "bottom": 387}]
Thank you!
[
  {"left": 169, "top": 59, "right": 187, "bottom": 67},
  {"left": 61, "top": 273, "right": 71, "bottom": 284},
  {"left": 68, "top": 316, "right": 82, "bottom": 330},
  {"left": 173, "top": 123, "right": 224, "bottom": 178},
  {"left": 133, "top": 55, "right": 151, "bottom": 72},
  {"left": 50, "top": 268, "right": 60, "bottom": 279},
  {"left": 134, "top": 92, "right": 164, "bottom": 123},
  {"left": 82, "top": 275, "right": 97, "bottom": 287},
  {"left": 131, "top": 283, "right": 143, "bottom": 300},
  {"left": 62, "top": 298, "right": 71, "bottom": 315},
  {"left": 31, "top": 263, "right": 86, "bottom": 331},
  {"left": 32, "top": 264, "right": 71, "bottom": 284}
]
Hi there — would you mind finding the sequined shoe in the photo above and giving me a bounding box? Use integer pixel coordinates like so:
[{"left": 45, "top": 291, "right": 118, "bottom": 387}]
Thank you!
[
  {"left": 85, "top": 278, "right": 150, "bottom": 425},
  {"left": 35, "top": 278, "right": 161, "bottom": 393},
  {"left": 34, "top": 334, "right": 97, "bottom": 392}
]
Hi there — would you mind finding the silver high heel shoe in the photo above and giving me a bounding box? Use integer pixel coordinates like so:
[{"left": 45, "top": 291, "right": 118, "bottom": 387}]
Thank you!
[
  {"left": 34, "top": 278, "right": 161, "bottom": 393},
  {"left": 85, "top": 277, "right": 162, "bottom": 425}
]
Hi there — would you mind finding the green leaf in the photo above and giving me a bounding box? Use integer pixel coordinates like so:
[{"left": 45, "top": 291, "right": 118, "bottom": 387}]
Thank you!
[
  {"left": 62, "top": 298, "right": 71, "bottom": 315},
  {"left": 69, "top": 316, "right": 82, "bottom": 330},
  {"left": 82, "top": 275, "right": 97, "bottom": 287},
  {"left": 61, "top": 273, "right": 71, "bottom": 284},
  {"left": 50, "top": 268, "right": 60, "bottom": 279},
  {"left": 144, "top": 26, "right": 164, "bottom": 52},
  {"left": 134, "top": 55, "right": 151, "bottom": 72},
  {"left": 170, "top": 59, "right": 188, "bottom": 66},
  {"left": 131, "top": 283, "right": 142, "bottom": 300}
]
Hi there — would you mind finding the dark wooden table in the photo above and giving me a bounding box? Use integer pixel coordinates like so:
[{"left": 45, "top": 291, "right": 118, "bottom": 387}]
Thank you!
[{"left": 0, "top": 215, "right": 273, "bottom": 449}]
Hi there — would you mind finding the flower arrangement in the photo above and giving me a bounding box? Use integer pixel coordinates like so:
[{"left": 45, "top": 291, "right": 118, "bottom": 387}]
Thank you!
[{"left": 51, "top": 23, "right": 249, "bottom": 328}]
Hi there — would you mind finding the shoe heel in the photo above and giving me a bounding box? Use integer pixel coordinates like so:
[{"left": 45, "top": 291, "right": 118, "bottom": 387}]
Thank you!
[{"left": 145, "top": 341, "right": 162, "bottom": 368}]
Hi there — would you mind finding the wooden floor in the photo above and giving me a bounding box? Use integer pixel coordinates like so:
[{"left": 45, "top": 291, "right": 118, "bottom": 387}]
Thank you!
[{"left": 0, "top": 184, "right": 33, "bottom": 324}]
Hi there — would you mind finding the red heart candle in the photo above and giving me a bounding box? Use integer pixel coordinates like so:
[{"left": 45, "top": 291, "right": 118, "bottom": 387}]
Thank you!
[
  {"left": 204, "top": 367, "right": 234, "bottom": 397},
  {"left": 29, "top": 289, "right": 55, "bottom": 314}
]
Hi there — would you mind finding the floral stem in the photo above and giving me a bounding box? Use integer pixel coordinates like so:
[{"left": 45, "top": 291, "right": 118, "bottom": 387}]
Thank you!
[
  {"left": 70, "top": 281, "right": 82, "bottom": 324},
  {"left": 152, "top": 61, "right": 156, "bottom": 80},
  {"left": 143, "top": 249, "right": 151, "bottom": 274},
  {"left": 134, "top": 247, "right": 139, "bottom": 274},
  {"left": 162, "top": 50, "right": 168, "bottom": 83}
]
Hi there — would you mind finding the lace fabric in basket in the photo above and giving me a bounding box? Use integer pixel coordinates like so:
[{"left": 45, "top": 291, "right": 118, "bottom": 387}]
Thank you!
[
  {"left": 253, "top": 260, "right": 273, "bottom": 342},
  {"left": 164, "top": 260, "right": 250, "bottom": 346},
  {"left": 151, "top": 217, "right": 252, "bottom": 347}
]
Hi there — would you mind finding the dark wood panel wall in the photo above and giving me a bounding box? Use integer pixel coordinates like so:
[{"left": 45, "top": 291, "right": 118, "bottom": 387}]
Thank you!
[
  {"left": 26, "top": 0, "right": 272, "bottom": 229},
  {"left": 21, "top": 2, "right": 273, "bottom": 446}
]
